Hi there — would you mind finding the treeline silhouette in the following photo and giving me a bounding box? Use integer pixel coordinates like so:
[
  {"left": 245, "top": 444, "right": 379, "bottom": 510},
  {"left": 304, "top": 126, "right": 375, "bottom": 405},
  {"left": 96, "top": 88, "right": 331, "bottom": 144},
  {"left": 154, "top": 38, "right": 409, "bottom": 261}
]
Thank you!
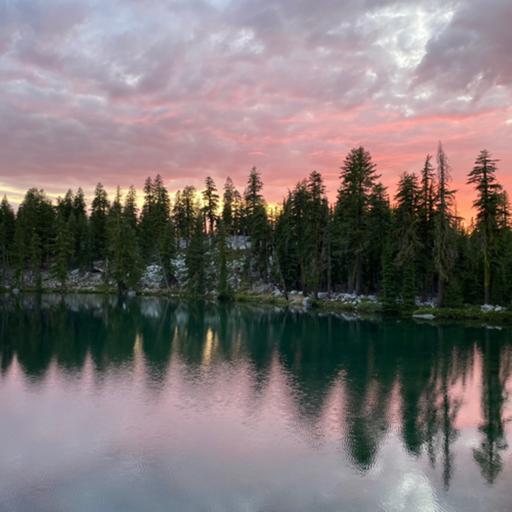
[
  {"left": 1, "top": 144, "right": 511, "bottom": 307},
  {"left": 1, "top": 295, "right": 510, "bottom": 487}
]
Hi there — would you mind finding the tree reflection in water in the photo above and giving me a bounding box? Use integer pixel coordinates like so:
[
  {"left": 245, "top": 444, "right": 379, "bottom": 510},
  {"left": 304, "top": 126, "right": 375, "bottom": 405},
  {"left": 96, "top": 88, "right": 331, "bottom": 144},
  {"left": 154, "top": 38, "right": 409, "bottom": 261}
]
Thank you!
[{"left": 1, "top": 294, "right": 511, "bottom": 489}]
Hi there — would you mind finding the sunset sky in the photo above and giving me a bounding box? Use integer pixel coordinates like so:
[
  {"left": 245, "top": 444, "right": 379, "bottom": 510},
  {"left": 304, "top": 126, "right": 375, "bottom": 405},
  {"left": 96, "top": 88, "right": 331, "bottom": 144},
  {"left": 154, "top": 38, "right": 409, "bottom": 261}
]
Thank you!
[{"left": 1, "top": 0, "right": 511, "bottom": 219}]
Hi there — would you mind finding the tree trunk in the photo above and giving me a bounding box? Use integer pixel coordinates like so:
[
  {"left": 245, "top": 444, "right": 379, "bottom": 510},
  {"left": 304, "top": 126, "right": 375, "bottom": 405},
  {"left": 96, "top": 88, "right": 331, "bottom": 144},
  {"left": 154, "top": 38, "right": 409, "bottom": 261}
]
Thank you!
[{"left": 437, "top": 275, "right": 444, "bottom": 308}]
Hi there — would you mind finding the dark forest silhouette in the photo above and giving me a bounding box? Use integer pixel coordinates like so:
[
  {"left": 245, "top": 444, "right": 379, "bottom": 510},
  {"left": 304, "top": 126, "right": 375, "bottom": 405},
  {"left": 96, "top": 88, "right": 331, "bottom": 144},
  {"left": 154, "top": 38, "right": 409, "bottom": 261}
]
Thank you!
[{"left": 1, "top": 144, "right": 511, "bottom": 307}]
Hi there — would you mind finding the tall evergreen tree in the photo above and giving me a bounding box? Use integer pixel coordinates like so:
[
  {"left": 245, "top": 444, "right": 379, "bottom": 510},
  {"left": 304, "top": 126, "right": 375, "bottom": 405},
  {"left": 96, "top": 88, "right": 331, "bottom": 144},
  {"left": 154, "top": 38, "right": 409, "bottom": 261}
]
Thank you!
[
  {"left": 15, "top": 188, "right": 55, "bottom": 281},
  {"left": 72, "top": 188, "right": 90, "bottom": 268},
  {"left": 123, "top": 185, "right": 139, "bottom": 231},
  {"left": 417, "top": 154, "right": 436, "bottom": 298},
  {"left": 106, "top": 188, "right": 142, "bottom": 293},
  {"left": 434, "top": 143, "right": 457, "bottom": 307},
  {"left": 173, "top": 186, "right": 197, "bottom": 247},
  {"left": 0, "top": 196, "right": 15, "bottom": 286},
  {"left": 394, "top": 172, "right": 421, "bottom": 309},
  {"left": 203, "top": 176, "right": 219, "bottom": 234},
  {"left": 467, "top": 150, "right": 504, "bottom": 304},
  {"left": 90, "top": 183, "right": 110, "bottom": 262},
  {"left": 366, "top": 183, "right": 391, "bottom": 293},
  {"left": 244, "top": 167, "right": 269, "bottom": 278},
  {"left": 222, "top": 177, "right": 237, "bottom": 235},
  {"left": 304, "top": 171, "right": 329, "bottom": 296},
  {"left": 334, "top": 147, "right": 381, "bottom": 294}
]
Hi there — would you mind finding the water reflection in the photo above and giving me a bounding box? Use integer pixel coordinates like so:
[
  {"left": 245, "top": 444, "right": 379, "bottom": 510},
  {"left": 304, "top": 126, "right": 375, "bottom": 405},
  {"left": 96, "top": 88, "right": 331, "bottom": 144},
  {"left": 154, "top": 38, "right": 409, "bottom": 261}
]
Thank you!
[{"left": 1, "top": 295, "right": 511, "bottom": 511}]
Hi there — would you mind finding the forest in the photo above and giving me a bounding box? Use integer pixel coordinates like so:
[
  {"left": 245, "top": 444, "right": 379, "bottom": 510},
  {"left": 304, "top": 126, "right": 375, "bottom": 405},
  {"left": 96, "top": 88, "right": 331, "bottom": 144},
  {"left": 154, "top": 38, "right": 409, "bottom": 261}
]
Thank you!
[{"left": 0, "top": 143, "right": 511, "bottom": 310}]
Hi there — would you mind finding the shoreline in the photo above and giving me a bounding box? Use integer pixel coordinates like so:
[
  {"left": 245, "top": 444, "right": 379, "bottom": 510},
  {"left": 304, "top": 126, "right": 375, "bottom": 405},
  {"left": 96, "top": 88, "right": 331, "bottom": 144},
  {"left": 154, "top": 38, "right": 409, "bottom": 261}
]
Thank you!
[{"left": 2, "top": 286, "right": 512, "bottom": 327}]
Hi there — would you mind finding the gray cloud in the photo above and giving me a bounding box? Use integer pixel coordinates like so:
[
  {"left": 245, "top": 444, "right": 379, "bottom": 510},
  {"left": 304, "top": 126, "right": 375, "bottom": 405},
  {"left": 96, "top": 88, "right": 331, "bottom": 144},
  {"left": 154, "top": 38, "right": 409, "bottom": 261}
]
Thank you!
[{"left": 0, "top": 0, "right": 511, "bottom": 210}]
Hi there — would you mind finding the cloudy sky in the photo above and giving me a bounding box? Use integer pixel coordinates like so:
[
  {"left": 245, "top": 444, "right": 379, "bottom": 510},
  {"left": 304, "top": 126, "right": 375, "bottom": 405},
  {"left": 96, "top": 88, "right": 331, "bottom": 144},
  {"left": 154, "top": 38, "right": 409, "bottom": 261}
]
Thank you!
[{"left": 1, "top": 0, "right": 511, "bottom": 217}]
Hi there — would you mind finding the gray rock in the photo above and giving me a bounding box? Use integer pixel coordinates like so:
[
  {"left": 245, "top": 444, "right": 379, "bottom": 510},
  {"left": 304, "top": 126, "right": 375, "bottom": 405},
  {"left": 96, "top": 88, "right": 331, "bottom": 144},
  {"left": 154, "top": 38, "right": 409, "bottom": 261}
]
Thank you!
[{"left": 413, "top": 313, "right": 435, "bottom": 320}]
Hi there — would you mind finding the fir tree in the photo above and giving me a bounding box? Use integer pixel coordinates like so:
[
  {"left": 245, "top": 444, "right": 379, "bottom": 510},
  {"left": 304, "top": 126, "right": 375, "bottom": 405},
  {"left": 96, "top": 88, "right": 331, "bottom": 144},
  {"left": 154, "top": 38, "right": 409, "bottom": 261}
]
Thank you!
[
  {"left": 173, "top": 186, "right": 197, "bottom": 247},
  {"left": 244, "top": 167, "right": 269, "bottom": 278},
  {"left": 203, "top": 176, "right": 219, "bottom": 234},
  {"left": 334, "top": 147, "right": 381, "bottom": 294},
  {"left": 417, "top": 154, "right": 436, "bottom": 299},
  {"left": 222, "top": 177, "right": 237, "bottom": 235},
  {"left": 0, "top": 196, "right": 15, "bottom": 286},
  {"left": 434, "top": 143, "right": 457, "bottom": 307},
  {"left": 467, "top": 150, "right": 503, "bottom": 304},
  {"left": 90, "top": 183, "right": 110, "bottom": 262},
  {"left": 106, "top": 188, "right": 142, "bottom": 294},
  {"left": 72, "top": 188, "right": 90, "bottom": 268}
]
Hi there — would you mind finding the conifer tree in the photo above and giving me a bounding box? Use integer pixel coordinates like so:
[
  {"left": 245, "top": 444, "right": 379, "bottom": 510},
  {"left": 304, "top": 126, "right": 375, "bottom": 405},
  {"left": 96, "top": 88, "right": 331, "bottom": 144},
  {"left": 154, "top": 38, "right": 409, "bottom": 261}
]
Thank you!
[
  {"left": 304, "top": 171, "right": 329, "bottom": 296},
  {"left": 106, "top": 188, "right": 142, "bottom": 293},
  {"left": 366, "top": 183, "right": 391, "bottom": 293},
  {"left": 173, "top": 186, "right": 197, "bottom": 247},
  {"left": 140, "top": 176, "right": 175, "bottom": 284},
  {"left": 72, "top": 188, "right": 90, "bottom": 268},
  {"left": 0, "top": 196, "right": 15, "bottom": 286},
  {"left": 434, "top": 143, "right": 457, "bottom": 307},
  {"left": 123, "top": 185, "right": 139, "bottom": 231},
  {"left": 244, "top": 167, "right": 269, "bottom": 278},
  {"left": 203, "top": 176, "right": 219, "bottom": 234},
  {"left": 334, "top": 147, "right": 381, "bottom": 294},
  {"left": 222, "top": 177, "right": 237, "bottom": 235},
  {"left": 90, "top": 183, "right": 110, "bottom": 262},
  {"left": 467, "top": 150, "right": 503, "bottom": 304},
  {"left": 394, "top": 172, "right": 420, "bottom": 304},
  {"left": 417, "top": 154, "right": 436, "bottom": 299}
]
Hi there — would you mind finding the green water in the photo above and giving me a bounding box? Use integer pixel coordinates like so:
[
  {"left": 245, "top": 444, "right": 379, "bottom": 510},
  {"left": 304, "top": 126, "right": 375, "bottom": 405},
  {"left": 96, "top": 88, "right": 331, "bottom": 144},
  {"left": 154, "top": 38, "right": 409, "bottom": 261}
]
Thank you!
[{"left": 0, "top": 295, "right": 511, "bottom": 512}]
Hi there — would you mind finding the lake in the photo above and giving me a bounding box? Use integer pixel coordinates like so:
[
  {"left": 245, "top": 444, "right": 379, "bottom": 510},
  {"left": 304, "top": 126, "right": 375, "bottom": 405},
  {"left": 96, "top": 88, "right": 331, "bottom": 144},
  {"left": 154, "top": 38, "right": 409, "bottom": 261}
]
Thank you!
[{"left": 0, "top": 295, "right": 511, "bottom": 512}]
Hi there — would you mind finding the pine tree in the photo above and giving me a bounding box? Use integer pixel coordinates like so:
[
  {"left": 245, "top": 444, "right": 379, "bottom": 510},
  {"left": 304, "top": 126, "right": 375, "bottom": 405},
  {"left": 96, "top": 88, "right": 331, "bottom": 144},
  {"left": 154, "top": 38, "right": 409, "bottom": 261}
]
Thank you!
[
  {"left": 203, "top": 176, "right": 219, "bottom": 234},
  {"left": 244, "top": 167, "right": 269, "bottom": 278},
  {"left": 90, "top": 183, "right": 110, "bottom": 262},
  {"left": 434, "top": 143, "right": 457, "bottom": 307},
  {"left": 366, "top": 183, "right": 391, "bottom": 293},
  {"left": 140, "top": 176, "right": 175, "bottom": 284},
  {"left": 16, "top": 188, "right": 55, "bottom": 267},
  {"left": 394, "top": 173, "right": 421, "bottom": 308},
  {"left": 417, "top": 154, "right": 436, "bottom": 299},
  {"left": 222, "top": 177, "right": 237, "bottom": 235},
  {"left": 334, "top": 147, "right": 381, "bottom": 294},
  {"left": 72, "top": 188, "right": 90, "bottom": 268},
  {"left": 467, "top": 150, "right": 503, "bottom": 304},
  {"left": 0, "top": 196, "right": 15, "bottom": 286},
  {"left": 106, "top": 188, "right": 142, "bottom": 294},
  {"left": 173, "top": 186, "right": 197, "bottom": 247},
  {"left": 123, "top": 185, "right": 139, "bottom": 231},
  {"left": 304, "top": 171, "right": 329, "bottom": 296}
]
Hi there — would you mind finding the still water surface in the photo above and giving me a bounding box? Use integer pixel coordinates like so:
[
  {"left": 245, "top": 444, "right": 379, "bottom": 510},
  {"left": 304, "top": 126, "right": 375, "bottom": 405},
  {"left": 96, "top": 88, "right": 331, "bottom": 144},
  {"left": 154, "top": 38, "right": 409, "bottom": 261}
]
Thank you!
[{"left": 0, "top": 295, "right": 511, "bottom": 512}]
